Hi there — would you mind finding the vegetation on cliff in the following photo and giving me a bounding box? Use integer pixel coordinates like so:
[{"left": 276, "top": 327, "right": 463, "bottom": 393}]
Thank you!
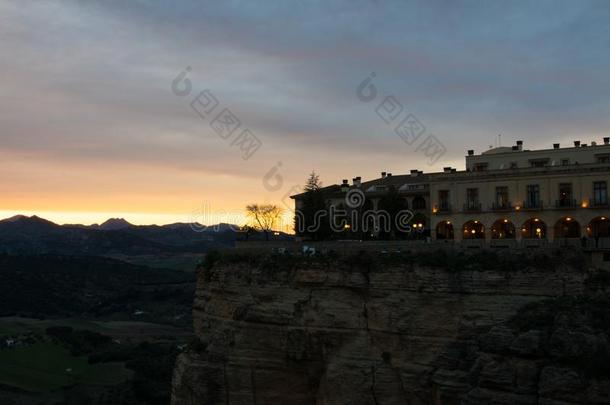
[{"left": 201, "top": 247, "right": 587, "bottom": 276}]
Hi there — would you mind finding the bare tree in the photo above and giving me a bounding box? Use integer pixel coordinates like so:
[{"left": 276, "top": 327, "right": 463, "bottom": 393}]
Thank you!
[{"left": 245, "top": 204, "right": 283, "bottom": 241}]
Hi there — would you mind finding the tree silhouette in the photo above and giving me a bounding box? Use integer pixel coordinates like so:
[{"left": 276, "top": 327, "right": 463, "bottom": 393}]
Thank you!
[{"left": 245, "top": 204, "right": 283, "bottom": 241}]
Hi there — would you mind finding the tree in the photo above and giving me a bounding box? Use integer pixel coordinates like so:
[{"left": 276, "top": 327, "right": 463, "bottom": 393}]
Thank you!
[
  {"left": 378, "top": 186, "right": 409, "bottom": 239},
  {"left": 245, "top": 204, "right": 283, "bottom": 241},
  {"left": 304, "top": 171, "right": 321, "bottom": 192},
  {"left": 296, "top": 171, "right": 331, "bottom": 240}
]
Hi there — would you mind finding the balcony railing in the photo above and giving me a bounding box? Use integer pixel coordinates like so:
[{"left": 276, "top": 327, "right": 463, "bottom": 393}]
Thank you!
[
  {"left": 523, "top": 200, "right": 544, "bottom": 210},
  {"left": 555, "top": 199, "right": 578, "bottom": 209},
  {"left": 437, "top": 203, "right": 451, "bottom": 213},
  {"left": 463, "top": 202, "right": 482, "bottom": 212},
  {"left": 591, "top": 198, "right": 609, "bottom": 207},
  {"left": 491, "top": 201, "right": 512, "bottom": 211}
]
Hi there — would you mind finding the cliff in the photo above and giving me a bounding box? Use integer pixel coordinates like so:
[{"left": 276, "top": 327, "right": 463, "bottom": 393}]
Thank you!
[{"left": 171, "top": 249, "right": 610, "bottom": 404}]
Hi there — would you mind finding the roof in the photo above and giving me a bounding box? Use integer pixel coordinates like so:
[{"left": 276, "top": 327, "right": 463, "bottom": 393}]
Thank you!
[
  {"left": 481, "top": 146, "right": 514, "bottom": 155},
  {"left": 290, "top": 171, "right": 446, "bottom": 199}
]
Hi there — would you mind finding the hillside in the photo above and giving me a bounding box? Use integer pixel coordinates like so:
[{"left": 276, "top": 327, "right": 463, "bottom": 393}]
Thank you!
[{"left": 0, "top": 254, "right": 195, "bottom": 325}]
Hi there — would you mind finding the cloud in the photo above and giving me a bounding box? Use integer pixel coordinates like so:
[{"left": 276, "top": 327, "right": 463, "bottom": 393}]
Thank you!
[{"left": 1, "top": 0, "right": 610, "bottom": 219}]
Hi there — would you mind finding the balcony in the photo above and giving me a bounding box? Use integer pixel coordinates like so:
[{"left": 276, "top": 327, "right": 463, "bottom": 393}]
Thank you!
[
  {"left": 555, "top": 199, "right": 578, "bottom": 209},
  {"left": 523, "top": 200, "right": 544, "bottom": 210},
  {"left": 436, "top": 203, "right": 452, "bottom": 213},
  {"left": 491, "top": 202, "right": 512, "bottom": 211},
  {"left": 463, "top": 202, "right": 482, "bottom": 212},
  {"left": 591, "top": 198, "right": 609, "bottom": 208}
]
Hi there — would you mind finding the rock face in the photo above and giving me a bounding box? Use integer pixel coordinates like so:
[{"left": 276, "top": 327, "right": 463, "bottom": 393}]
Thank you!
[{"left": 171, "top": 251, "right": 610, "bottom": 404}]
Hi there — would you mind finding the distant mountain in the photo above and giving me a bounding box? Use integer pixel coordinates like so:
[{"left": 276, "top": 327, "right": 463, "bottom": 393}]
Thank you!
[
  {"left": 0, "top": 214, "right": 28, "bottom": 223},
  {"left": 97, "top": 217, "right": 133, "bottom": 230},
  {"left": 0, "top": 214, "right": 57, "bottom": 228},
  {"left": 0, "top": 215, "right": 292, "bottom": 256},
  {"left": 0, "top": 215, "right": 236, "bottom": 256}
]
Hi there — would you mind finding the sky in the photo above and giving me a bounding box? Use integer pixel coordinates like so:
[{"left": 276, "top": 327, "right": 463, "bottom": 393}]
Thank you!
[{"left": 1, "top": 0, "right": 610, "bottom": 228}]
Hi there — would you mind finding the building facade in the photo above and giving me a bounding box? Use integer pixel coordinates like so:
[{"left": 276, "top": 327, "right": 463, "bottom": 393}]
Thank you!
[{"left": 293, "top": 138, "right": 610, "bottom": 246}]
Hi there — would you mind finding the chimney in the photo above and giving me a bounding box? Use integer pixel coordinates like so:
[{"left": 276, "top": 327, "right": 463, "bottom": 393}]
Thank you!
[
  {"left": 582, "top": 143, "right": 588, "bottom": 147},
  {"left": 592, "top": 141, "right": 597, "bottom": 146},
  {"left": 553, "top": 143, "right": 560, "bottom": 149},
  {"left": 341, "top": 179, "right": 349, "bottom": 192},
  {"left": 574, "top": 140, "right": 580, "bottom": 147},
  {"left": 410, "top": 169, "right": 419, "bottom": 177},
  {"left": 381, "top": 171, "right": 386, "bottom": 178},
  {"left": 386, "top": 173, "right": 392, "bottom": 177},
  {"left": 604, "top": 137, "right": 610, "bottom": 145},
  {"left": 516, "top": 140, "right": 523, "bottom": 151},
  {"left": 512, "top": 145, "right": 518, "bottom": 151},
  {"left": 467, "top": 150, "right": 474, "bottom": 156},
  {"left": 443, "top": 167, "right": 452, "bottom": 173},
  {"left": 352, "top": 177, "right": 361, "bottom": 187}
]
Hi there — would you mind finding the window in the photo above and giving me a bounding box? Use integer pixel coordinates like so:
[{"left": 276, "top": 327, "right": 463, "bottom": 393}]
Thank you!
[
  {"left": 597, "top": 155, "right": 610, "bottom": 164},
  {"left": 412, "top": 196, "right": 426, "bottom": 210},
  {"left": 510, "top": 162, "right": 518, "bottom": 169},
  {"left": 561, "top": 159, "right": 570, "bottom": 166},
  {"left": 474, "top": 163, "right": 488, "bottom": 171},
  {"left": 530, "top": 159, "right": 548, "bottom": 168},
  {"left": 466, "top": 188, "right": 479, "bottom": 210},
  {"left": 558, "top": 183, "right": 573, "bottom": 207},
  {"left": 526, "top": 184, "right": 541, "bottom": 208},
  {"left": 593, "top": 181, "right": 608, "bottom": 206},
  {"left": 438, "top": 190, "right": 450, "bottom": 211},
  {"left": 495, "top": 186, "right": 509, "bottom": 208}
]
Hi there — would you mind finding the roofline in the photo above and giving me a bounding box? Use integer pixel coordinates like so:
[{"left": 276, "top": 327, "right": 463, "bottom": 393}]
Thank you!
[
  {"left": 467, "top": 143, "right": 610, "bottom": 158},
  {"left": 291, "top": 161, "right": 610, "bottom": 199}
]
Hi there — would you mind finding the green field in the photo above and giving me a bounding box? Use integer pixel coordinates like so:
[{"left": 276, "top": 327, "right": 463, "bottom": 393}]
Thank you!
[
  {"left": 0, "top": 317, "right": 192, "bottom": 342},
  {"left": 0, "top": 342, "right": 130, "bottom": 393}
]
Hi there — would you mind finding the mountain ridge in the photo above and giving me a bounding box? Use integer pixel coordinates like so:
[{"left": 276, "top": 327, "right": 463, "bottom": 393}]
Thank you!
[{"left": 0, "top": 215, "right": 291, "bottom": 256}]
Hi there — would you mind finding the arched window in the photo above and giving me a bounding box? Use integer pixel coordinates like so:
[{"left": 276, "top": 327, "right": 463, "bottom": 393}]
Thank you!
[
  {"left": 554, "top": 217, "right": 581, "bottom": 238},
  {"left": 587, "top": 216, "right": 610, "bottom": 238},
  {"left": 436, "top": 221, "right": 454, "bottom": 240},
  {"left": 491, "top": 219, "right": 516, "bottom": 239},
  {"left": 462, "top": 220, "right": 485, "bottom": 239},
  {"left": 412, "top": 196, "right": 426, "bottom": 210},
  {"left": 521, "top": 218, "right": 547, "bottom": 239}
]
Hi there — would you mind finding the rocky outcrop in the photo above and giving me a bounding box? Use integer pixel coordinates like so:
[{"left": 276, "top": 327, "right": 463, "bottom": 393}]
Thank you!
[{"left": 171, "top": 250, "right": 610, "bottom": 404}]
